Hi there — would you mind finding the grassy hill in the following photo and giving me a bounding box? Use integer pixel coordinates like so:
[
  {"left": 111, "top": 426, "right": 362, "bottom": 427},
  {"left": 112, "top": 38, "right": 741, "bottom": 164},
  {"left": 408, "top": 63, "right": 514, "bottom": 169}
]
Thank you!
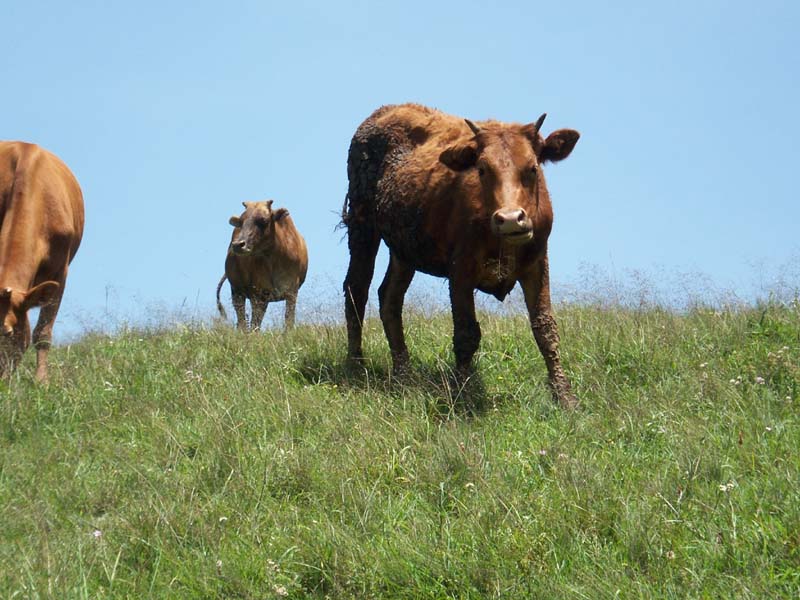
[{"left": 2, "top": 302, "right": 799, "bottom": 598}]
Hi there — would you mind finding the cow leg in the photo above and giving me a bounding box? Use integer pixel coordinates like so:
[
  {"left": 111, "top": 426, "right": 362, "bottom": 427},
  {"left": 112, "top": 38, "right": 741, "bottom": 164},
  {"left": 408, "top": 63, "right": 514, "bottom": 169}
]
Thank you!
[
  {"left": 343, "top": 223, "right": 381, "bottom": 361},
  {"left": 378, "top": 254, "right": 415, "bottom": 373},
  {"left": 250, "top": 296, "right": 268, "bottom": 332},
  {"left": 520, "top": 257, "right": 577, "bottom": 409},
  {"left": 284, "top": 292, "right": 297, "bottom": 331},
  {"left": 448, "top": 277, "right": 481, "bottom": 377},
  {"left": 232, "top": 291, "right": 248, "bottom": 331},
  {"left": 31, "top": 294, "right": 64, "bottom": 382}
]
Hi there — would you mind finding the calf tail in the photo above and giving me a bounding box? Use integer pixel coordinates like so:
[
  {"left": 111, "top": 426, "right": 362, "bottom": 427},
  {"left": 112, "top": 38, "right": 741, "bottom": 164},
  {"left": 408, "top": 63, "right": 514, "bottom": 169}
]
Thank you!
[{"left": 216, "top": 273, "right": 228, "bottom": 319}]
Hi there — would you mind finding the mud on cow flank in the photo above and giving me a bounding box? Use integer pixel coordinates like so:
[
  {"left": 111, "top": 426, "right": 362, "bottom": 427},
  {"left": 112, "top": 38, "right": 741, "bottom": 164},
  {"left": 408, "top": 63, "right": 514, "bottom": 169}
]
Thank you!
[
  {"left": 342, "top": 103, "right": 580, "bottom": 408},
  {"left": 217, "top": 200, "right": 308, "bottom": 331},
  {"left": 0, "top": 141, "right": 84, "bottom": 381}
]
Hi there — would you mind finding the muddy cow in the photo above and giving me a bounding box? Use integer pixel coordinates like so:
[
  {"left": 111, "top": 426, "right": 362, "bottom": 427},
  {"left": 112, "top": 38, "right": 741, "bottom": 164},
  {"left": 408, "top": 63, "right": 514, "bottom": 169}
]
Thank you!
[
  {"left": 217, "top": 200, "right": 308, "bottom": 331},
  {"left": 342, "top": 103, "right": 580, "bottom": 408},
  {"left": 0, "top": 142, "right": 84, "bottom": 381}
]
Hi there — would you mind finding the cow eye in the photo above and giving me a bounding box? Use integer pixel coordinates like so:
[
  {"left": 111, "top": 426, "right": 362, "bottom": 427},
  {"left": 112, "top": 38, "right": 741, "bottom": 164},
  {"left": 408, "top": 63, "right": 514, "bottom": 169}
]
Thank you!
[
  {"left": 254, "top": 217, "right": 269, "bottom": 228},
  {"left": 477, "top": 166, "right": 486, "bottom": 177}
]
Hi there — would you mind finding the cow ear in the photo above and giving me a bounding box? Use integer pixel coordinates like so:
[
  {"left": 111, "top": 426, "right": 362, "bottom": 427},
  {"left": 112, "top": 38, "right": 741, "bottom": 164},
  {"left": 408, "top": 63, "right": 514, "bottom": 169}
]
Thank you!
[
  {"left": 229, "top": 215, "right": 243, "bottom": 227},
  {"left": 439, "top": 143, "right": 478, "bottom": 171},
  {"left": 540, "top": 129, "right": 580, "bottom": 163},
  {"left": 22, "top": 281, "right": 60, "bottom": 310},
  {"left": 273, "top": 208, "right": 289, "bottom": 222}
]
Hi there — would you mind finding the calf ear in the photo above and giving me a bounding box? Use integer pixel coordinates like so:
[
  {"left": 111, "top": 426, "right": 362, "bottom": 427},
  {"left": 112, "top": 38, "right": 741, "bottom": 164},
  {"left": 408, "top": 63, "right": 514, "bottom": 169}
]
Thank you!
[
  {"left": 540, "top": 129, "right": 580, "bottom": 163},
  {"left": 229, "top": 215, "right": 243, "bottom": 227},
  {"left": 439, "top": 143, "right": 478, "bottom": 171},
  {"left": 273, "top": 208, "right": 289, "bottom": 222},
  {"left": 22, "top": 281, "right": 60, "bottom": 310}
]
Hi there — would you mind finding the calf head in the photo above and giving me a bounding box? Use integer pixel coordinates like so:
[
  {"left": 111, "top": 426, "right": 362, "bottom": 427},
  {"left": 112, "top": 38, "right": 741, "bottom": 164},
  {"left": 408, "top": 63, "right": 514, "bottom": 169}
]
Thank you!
[
  {"left": 0, "top": 281, "right": 59, "bottom": 376},
  {"left": 439, "top": 114, "right": 579, "bottom": 244},
  {"left": 228, "top": 200, "right": 289, "bottom": 256}
]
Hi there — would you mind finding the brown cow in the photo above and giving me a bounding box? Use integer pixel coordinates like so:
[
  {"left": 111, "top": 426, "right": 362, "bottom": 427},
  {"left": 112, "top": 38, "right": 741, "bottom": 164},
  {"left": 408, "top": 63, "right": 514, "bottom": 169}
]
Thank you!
[
  {"left": 216, "top": 200, "right": 308, "bottom": 331},
  {"left": 342, "top": 103, "right": 580, "bottom": 408},
  {"left": 0, "top": 141, "right": 84, "bottom": 381}
]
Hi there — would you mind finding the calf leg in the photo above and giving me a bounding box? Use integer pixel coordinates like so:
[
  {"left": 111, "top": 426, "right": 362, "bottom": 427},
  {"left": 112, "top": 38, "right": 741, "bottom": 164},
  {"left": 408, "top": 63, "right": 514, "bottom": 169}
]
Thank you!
[
  {"left": 378, "top": 254, "right": 415, "bottom": 373},
  {"left": 31, "top": 294, "right": 64, "bottom": 382},
  {"left": 343, "top": 221, "right": 381, "bottom": 361},
  {"left": 250, "top": 296, "right": 269, "bottom": 332},
  {"left": 232, "top": 291, "right": 248, "bottom": 331},
  {"left": 520, "top": 257, "right": 577, "bottom": 409}
]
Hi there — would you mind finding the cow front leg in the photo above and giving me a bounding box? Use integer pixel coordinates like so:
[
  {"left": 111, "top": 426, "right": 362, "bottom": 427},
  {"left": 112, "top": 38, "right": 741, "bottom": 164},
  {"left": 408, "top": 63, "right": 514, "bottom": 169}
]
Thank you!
[
  {"left": 449, "top": 278, "right": 480, "bottom": 377},
  {"left": 31, "top": 295, "right": 63, "bottom": 382},
  {"left": 232, "top": 291, "right": 247, "bottom": 331},
  {"left": 520, "top": 257, "right": 577, "bottom": 409},
  {"left": 378, "top": 254, "right": 415, "bottom": 374},
  {"left": 250, "top": 296, "right": 269, "bottom": 332}
]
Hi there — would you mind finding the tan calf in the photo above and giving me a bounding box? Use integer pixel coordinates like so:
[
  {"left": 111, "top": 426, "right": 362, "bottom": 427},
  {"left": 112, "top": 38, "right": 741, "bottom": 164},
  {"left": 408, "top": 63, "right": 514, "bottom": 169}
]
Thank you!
[{"left": 217, "top": 200, "right": 308, "bottom": 331}]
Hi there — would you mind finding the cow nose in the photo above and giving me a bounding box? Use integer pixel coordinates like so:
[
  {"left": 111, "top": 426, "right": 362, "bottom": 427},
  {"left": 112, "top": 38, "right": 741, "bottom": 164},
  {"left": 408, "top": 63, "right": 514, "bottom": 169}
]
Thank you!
[
  {"left": 232, "top": 240, "right": 246, "bottom": 251},
  {"left": 493, "top": 208, "right": 528, "bottom": 227}
]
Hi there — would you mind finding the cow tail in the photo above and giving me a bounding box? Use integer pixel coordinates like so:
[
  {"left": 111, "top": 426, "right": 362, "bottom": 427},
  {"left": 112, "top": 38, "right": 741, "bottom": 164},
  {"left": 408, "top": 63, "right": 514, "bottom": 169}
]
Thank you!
[
  {"left": 216, "top": 273, "right": 228, "bottom": 319},
  {"left": 339, "top": 193, "right": 350, "bottom": 229}
]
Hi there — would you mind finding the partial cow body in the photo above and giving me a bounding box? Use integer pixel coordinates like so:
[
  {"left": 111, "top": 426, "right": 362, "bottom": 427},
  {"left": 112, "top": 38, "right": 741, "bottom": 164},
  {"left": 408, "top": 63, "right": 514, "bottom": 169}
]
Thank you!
[
  {"left": 217, "top": 200, "right": 308, "bottom": 331},
  {"left": 0, "top": 141, "right": 84, "bottom": 381},
  {"left": 342, "top": 103, "right": 579, "bottom": 407}
]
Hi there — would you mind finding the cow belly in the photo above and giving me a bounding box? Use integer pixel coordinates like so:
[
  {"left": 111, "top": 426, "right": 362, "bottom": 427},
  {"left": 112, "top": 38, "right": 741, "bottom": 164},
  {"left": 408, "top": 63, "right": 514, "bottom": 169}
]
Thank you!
[{"left": 375, "top": 200, "right": 447, "bottom": 276}]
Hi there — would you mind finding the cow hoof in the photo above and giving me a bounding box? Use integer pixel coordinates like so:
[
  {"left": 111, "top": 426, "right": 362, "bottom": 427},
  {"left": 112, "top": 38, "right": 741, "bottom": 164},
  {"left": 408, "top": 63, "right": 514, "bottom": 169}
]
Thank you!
[
  {"left": 556, "top": 392, "right": 579, "bottom": 410},
  {"left": 347, "top": 352, "right": 366, "bottom": 366}
]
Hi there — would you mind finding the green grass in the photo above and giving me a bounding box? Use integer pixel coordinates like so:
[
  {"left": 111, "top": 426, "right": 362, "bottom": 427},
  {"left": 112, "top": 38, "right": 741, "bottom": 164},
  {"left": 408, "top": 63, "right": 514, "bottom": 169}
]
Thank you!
[{"left": 2, "top": 301, "right": 799, "bottom": 598}]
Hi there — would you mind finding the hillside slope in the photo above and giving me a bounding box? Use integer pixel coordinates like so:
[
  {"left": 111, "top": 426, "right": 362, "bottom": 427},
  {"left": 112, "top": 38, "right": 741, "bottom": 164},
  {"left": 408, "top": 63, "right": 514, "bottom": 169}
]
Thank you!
[{"left": 2, "top": 304, "right": 799, "bottom": 598}]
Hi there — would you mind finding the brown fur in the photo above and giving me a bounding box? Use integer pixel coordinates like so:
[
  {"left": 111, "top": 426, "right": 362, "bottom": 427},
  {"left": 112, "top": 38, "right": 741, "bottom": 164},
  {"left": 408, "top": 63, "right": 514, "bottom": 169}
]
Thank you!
[
  {"left": 342, "top": 104, "right": 580, "bottom": 408},
  {"left": 0, "top": 141, "right": 84, "bottom": 381},
  {"left": 217, "top": 200, "right": 308, "bottom": 331}
]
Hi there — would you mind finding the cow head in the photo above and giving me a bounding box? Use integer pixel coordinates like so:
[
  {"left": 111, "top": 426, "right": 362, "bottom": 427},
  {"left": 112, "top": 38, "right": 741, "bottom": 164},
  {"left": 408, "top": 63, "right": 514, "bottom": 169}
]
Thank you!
[
  {"left": 228, "top": 200, "right": 289, "bottom": 256},
  {"left": 0, "top": 281, "right": 59, "bottom": 376},
  {"left": 439, "top": 115, "right": 579, "bottom": 244}
]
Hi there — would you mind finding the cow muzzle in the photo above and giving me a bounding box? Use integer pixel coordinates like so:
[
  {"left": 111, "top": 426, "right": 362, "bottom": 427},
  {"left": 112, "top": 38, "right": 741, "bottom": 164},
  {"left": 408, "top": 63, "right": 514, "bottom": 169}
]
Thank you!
[
  {"left": 492, "top": 208, "right": 533, "bottom": 243},
  {"left": 231, "top": 240, "right": 250, "bottom": 255}
]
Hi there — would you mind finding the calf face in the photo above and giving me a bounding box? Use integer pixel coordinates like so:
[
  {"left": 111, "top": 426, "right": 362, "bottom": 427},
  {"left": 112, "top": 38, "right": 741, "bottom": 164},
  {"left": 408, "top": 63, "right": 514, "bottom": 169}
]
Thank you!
[
  {"left": 0, "top": 282, "right": 59, "bottom": 375},
  {"left": 228, "top": 200, "right": 289, "bottom": 255},
  {"left": 439, "top": 116, "right": 579, "bottom": 245}
]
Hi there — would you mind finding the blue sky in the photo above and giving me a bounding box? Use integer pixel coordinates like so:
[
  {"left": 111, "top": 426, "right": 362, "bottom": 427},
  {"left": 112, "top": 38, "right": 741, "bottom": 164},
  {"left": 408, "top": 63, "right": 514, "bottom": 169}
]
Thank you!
[{"left": 4, "top": 1, "right": 799, "bottom": 336}]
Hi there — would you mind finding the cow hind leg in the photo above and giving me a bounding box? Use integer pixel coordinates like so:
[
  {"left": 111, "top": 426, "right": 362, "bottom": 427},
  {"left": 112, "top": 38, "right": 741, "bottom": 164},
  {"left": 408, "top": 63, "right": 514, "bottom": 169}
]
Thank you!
[
  {"left": 32, "top": 294, "right": 64, "bottom": 382},
  {"left": 378, "top": 254, "right": 415, "bottom": 373},
  {"left": 284, "top": 292, "right": 297, "bottom": 331},
  {"left": 343, "top": 221, "right": 381, "bottom": 361},
  {"left": 232, "top": 291, "right": 248, "bottom": 331}
]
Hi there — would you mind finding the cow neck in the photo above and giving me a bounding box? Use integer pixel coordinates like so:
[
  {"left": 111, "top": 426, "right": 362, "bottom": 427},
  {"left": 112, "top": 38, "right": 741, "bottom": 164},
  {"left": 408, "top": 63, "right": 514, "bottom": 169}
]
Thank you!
[{"left": 0, "top": 199, "right": 39, "bottom": 291}]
